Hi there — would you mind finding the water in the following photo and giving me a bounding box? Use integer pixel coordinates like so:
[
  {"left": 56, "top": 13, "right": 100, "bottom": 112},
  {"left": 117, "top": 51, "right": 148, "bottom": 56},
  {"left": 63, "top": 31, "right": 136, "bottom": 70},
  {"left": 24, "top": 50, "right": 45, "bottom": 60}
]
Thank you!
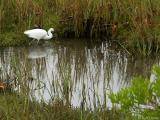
[{"left": 0, "top": 39, "right": 159, "bottom": 109}]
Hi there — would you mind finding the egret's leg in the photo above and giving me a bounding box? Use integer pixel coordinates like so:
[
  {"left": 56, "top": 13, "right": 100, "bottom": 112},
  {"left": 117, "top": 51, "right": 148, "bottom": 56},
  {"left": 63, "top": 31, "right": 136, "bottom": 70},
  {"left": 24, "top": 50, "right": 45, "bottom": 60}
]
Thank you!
[
  {"left": 37, "top": 39, "right": 40, "bottom": 44},
  {"left": 29, "top": 39, "right": 35, "bottom": 45}
]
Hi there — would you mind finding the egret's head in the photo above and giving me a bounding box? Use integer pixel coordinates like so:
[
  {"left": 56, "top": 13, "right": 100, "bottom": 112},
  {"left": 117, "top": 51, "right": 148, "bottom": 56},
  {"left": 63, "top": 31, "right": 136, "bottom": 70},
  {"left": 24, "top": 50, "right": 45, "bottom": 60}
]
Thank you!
[{"left": 49, "top": 28, "right": 54, "bottom": 34}]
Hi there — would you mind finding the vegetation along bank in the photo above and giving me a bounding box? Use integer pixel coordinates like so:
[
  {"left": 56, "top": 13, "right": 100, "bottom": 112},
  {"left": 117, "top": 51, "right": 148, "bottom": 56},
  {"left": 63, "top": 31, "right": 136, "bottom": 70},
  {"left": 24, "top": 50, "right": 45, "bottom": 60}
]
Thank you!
[{"left": 1, "top": 0, "right": 160, "bottom": 55}]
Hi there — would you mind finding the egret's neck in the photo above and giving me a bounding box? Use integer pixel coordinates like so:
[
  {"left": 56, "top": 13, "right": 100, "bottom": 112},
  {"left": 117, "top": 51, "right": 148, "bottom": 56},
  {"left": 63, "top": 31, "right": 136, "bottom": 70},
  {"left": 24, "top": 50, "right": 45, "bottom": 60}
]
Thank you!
[{"left": 44, "top": 29, "right": 53, "bottom": 40}]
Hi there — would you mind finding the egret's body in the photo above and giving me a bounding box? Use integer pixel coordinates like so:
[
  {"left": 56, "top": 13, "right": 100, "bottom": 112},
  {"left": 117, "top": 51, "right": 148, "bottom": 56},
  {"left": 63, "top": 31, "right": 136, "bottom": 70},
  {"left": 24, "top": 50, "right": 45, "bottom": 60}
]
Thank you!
[{"left": 24, "top": 28, "right": 54, "bottom": 44}]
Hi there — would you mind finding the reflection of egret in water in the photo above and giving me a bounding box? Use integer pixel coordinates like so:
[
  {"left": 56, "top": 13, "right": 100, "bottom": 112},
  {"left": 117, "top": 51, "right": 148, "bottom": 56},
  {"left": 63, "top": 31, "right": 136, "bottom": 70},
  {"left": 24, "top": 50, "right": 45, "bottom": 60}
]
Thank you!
[
  {"left": 28, "top": 46, "right": 53, "bottom": 59},
  {"left": 0, "top": 41, "right": 159, "bottom": 109},
  {"left": 26, "top": 46, "right": 55, "bottom": 102}
]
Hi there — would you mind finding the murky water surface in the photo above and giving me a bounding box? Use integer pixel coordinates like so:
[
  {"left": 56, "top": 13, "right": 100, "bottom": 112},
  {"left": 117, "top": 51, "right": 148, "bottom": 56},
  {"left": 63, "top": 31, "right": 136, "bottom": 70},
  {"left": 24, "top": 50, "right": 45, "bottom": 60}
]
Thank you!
[{"left": 0, "top": 40, "right": 158, "bottom": 109}]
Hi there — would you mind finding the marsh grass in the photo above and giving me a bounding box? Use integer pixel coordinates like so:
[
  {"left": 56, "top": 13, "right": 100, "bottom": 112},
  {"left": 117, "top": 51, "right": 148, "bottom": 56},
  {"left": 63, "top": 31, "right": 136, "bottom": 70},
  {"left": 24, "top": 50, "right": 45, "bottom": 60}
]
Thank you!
[
  {"left": 0, "top": 93, "right": 125, "bottom": 120},
  {"left": 1, "top": 0, "right": 160, "bottom": 55}
]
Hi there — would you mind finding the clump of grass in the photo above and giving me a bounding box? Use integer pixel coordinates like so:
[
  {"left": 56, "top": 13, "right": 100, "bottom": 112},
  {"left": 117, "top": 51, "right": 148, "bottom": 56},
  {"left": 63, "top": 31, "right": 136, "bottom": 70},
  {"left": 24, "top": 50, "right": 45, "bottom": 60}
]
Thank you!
[
  {"left": 0, "top": 93, "right": 125, "bottom": 120},
  {"left": 1, "top": 0, "right": 44, "bottom": 32},
  {"left": 57, "top": 0, "right": 110, "bottom": 38},
  {"left": 0, "top": 32, "right": 27, "bottom": 46}
]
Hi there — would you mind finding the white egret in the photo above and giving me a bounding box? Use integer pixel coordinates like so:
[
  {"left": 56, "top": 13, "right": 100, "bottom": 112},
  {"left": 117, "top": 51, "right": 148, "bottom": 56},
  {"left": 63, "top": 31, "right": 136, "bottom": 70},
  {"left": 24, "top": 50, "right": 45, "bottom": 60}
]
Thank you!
[{"left": 24, "top": 28, "right": 54, "bottom": 44}]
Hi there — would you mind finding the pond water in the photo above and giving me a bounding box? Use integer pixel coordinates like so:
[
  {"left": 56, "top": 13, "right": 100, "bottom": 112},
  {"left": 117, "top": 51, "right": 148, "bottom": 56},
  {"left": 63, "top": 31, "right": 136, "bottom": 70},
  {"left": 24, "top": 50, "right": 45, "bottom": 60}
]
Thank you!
[{"left": 0, "top": 39, "right": 159, "bottom": 109}]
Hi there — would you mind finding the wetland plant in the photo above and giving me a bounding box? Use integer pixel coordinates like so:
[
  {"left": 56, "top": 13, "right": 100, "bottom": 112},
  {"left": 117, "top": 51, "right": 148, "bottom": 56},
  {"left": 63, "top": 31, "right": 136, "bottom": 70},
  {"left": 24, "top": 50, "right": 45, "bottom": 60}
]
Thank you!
[{"left": 109, "top": 65, "right": 160, "bottom": 119}]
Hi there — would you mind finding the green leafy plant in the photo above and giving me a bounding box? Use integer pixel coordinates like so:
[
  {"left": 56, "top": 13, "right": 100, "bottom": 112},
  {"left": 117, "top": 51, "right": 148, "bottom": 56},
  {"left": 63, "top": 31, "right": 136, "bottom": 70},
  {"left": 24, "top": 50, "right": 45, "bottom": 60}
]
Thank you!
[{"left": 109, "top": 65, "right": 160, "bottom": 118}]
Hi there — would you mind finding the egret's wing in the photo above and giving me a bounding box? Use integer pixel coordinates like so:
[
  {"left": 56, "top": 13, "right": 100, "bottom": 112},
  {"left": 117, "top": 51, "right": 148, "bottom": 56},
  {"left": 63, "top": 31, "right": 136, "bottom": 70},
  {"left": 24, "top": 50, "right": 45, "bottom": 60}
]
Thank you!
[{"left": 24, "top": 29, "right": 47, "bottom": 39}]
